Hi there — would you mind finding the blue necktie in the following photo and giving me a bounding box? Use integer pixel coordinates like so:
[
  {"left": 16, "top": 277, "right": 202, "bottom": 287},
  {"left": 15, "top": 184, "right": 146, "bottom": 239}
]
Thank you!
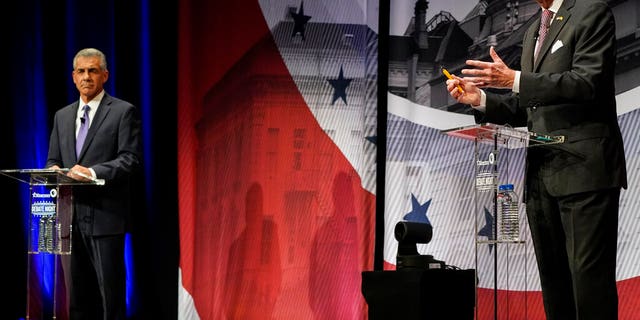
[{"left": 76, "top": 105, "right": 90, "bottom": 157}]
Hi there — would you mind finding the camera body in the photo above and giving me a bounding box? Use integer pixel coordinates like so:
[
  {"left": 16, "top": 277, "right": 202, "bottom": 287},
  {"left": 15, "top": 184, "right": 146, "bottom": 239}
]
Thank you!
[{"left": 394, "top": 221, "right": 445, "bottom": 269}]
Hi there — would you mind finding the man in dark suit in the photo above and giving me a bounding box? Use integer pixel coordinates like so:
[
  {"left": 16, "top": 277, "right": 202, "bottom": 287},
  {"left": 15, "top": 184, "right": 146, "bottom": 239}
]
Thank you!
[
  {"left": 446, "top": 0, "right": 627, "bottom": 319},
  {"left": 47, "top": 48, "right": 142, "bottom": 320}
]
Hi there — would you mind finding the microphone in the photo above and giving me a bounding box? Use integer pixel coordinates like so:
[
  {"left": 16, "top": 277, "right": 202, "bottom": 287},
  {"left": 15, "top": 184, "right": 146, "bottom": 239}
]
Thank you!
[{"left": 80, "top": 116, "right": 86, "bottom": 124}]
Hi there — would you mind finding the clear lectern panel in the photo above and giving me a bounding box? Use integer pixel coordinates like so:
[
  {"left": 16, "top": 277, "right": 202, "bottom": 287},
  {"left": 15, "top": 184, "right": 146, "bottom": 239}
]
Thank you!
[
  {"left": 0, "top": 168, "right": 104, "bottom": 255},
  {"left": 443, "top": 123, "right": 565, "bottom": 149},
  {"left": 0, "top": 168, "right": 105, "bottom": 186},
  {"left": 442, "top": 123, "right": 564, "bottom": 320},
  {"left": 0, "top": 168, "right": 104, "bottom": 320}
]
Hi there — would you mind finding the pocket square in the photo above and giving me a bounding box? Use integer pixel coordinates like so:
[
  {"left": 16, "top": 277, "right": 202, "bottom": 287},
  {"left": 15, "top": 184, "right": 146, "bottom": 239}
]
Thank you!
[{"left": 551, "top": 40, "right": 563, "bottom": 54}]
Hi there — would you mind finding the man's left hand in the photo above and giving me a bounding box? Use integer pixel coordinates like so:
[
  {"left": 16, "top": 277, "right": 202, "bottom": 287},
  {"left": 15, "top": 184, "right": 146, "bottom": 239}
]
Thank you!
[
  {"left": 68, "top": 164, "right": 93, "bottom": 182},
  {"left": 461, "top": 46, "right": 516, "bottom": 89}
]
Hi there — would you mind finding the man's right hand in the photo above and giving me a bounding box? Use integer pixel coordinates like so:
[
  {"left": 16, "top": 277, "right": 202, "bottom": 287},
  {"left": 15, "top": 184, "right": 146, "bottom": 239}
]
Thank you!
[{"left": 446, "top": 75, "right": 482, "bottom": 107}]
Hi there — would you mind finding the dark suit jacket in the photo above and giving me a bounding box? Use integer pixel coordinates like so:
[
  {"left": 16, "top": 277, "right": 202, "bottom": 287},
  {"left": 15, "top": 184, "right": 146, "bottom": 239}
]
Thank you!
[
  {"left": 477, "top": 0, "right": 627, "bottom": 197},
  {"left": 46, "top": 92, "right": 142, "bottom": 236}
]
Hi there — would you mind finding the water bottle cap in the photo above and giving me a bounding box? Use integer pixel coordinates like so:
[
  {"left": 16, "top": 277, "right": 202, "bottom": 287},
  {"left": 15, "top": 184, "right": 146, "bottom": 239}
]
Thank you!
[{"left": 499, "top": 184, "right": 514, "bottom": 191}]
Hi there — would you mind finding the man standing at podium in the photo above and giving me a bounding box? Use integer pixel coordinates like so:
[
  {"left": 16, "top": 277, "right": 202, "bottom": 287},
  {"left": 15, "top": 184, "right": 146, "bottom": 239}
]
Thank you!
[
  {"left": 46, "top": 48, "right": 142, "bottom": 320},
  {"left": 446, "top": 0, "right": 627, "bottom": 319}
]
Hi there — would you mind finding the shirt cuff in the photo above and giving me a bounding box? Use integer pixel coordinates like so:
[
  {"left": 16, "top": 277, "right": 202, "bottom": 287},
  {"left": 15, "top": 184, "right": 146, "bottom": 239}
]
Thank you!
[
  {"left": 513, "top": 71, "right": 521, "bottom": 93},
  {"left": 88, "top": 168, "right": 97, "bottom": 180},
  {"left": 471, "top": 90, "right": 487, "bottom": 112}
]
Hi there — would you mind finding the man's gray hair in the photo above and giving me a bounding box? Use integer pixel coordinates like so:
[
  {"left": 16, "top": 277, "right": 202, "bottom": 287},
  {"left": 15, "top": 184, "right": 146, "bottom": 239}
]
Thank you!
[{"left": 73, "top": 48, "right": 108, "bottom": 71}]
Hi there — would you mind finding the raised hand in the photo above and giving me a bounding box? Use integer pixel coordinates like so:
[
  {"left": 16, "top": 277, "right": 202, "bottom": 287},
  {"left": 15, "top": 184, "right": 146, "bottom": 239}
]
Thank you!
[{"left": 462, "top": 46, "right": 516, "bottom": 89}]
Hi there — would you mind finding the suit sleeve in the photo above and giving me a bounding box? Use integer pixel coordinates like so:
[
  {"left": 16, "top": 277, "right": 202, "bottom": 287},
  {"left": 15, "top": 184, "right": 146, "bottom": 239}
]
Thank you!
[
  {"left": 91, "top": 105, "right": 142, "bottom": 182},
  {"left": 46, "top": 112, "right": 63, "bottom": 168},
  {"left": 475, "top": 91, "right": 528, "bottom": 128}
]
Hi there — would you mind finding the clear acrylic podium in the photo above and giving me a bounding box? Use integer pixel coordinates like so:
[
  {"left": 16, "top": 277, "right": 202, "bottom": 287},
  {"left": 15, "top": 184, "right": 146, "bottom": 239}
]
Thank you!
[
  {"left": 442, "top": 123, "right": 564, "bottom": 320},
  {"left": 0, "top": 168, "right": 104, "bottom": 320}
]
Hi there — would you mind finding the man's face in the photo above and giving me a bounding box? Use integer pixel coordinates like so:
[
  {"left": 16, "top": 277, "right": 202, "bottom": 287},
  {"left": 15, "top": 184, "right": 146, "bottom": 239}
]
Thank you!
[
  {"left": 536, "top": 0, "right": 554, "bottom": 9},
  {"left": 72, "top": 56, "right": 108, "bottom": 101}
]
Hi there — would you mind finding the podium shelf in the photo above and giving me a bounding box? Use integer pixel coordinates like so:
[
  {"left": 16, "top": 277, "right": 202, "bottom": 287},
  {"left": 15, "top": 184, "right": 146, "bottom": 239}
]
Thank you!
[
  {"left": 0, "top": 168, "right": 105, "bottom": 186},
  {"left": 442, "top": 123, "right": 565, "bottom": 149}
]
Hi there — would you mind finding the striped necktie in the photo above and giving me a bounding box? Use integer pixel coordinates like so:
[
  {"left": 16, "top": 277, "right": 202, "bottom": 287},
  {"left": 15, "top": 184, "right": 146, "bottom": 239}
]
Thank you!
[{"left": 535, "top": 9, "right": 553, "bottom": 61}]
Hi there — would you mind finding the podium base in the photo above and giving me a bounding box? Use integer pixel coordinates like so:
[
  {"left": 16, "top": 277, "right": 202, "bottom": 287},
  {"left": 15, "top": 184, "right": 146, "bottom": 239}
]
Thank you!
[{"left": 361, "top": 268, "right": 475, "bottom": 320}]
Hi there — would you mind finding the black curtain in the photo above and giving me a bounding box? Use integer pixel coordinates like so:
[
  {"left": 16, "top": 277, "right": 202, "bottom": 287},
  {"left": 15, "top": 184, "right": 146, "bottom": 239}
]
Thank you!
[{"left": 4, "top": 1, "right": 179, "bottom": 319}]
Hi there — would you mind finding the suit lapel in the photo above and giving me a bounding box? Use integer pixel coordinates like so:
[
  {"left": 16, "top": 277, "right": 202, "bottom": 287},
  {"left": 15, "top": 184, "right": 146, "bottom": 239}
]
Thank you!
[
  {"left": 522, "top": 19, "right": 538, "bottom": 72},
  {"left": 534, "top": 0, "right": 574, "bottom": 71},
  {"left": 77, "top": 94, "right": 112, "bottom": 160},
  {"left": 67, "top": 103, "right": 81, "bottom": 162}
]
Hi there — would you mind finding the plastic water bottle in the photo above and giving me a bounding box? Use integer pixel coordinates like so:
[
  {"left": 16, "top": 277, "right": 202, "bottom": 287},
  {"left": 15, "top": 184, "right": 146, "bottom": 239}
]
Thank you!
[{"left": 497, "top": 184, "right": 519, "bottom": 242}]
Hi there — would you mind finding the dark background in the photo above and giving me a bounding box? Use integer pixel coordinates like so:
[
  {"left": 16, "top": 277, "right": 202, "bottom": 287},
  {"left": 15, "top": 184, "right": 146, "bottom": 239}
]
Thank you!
[{"left": 3, "top": 1, "right": 179, "bottom": 319}]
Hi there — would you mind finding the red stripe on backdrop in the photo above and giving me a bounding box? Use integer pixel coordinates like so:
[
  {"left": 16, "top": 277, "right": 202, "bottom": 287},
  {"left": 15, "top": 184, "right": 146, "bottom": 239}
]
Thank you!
[
  {"left": 475, "top": 288, "right": 544, "bottom": 320},
  {"left": 177, "top": 0, "right": 271, "bottom": 298},
  {"left": 617, "top": 276, "right": 640, "bottom": 320},
  {"left": 178, "top": 0, "right": 375, "bottom": 319},
  {"left": 476, "top": 278, "right": 640, "bottom": 320},
  {"left": 384, "top": 262, "right": 640, "bottom": 319}
]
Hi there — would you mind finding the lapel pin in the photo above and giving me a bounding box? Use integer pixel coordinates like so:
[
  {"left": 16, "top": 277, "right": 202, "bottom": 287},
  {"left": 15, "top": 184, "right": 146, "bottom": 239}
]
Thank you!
[{"left": 556, "top": 16, "right": 563, "bottom": 21}]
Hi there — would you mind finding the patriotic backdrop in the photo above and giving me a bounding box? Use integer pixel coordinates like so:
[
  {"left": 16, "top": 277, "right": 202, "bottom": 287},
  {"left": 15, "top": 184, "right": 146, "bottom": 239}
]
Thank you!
[
  {"left": 385, "top": 1, "right": 640, "bottom": 319},
  {"left": 177, "top": 0, "right": 640, "bottom": 319},
  {"left": 177, "top": 0, "right": 377, "bottom": 318}
]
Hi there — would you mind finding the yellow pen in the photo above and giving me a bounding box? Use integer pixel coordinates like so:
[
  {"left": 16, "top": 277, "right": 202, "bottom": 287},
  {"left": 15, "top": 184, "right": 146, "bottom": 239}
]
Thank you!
[{"left": 441, "top": 67, "right": 464, "bottom": 93}]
